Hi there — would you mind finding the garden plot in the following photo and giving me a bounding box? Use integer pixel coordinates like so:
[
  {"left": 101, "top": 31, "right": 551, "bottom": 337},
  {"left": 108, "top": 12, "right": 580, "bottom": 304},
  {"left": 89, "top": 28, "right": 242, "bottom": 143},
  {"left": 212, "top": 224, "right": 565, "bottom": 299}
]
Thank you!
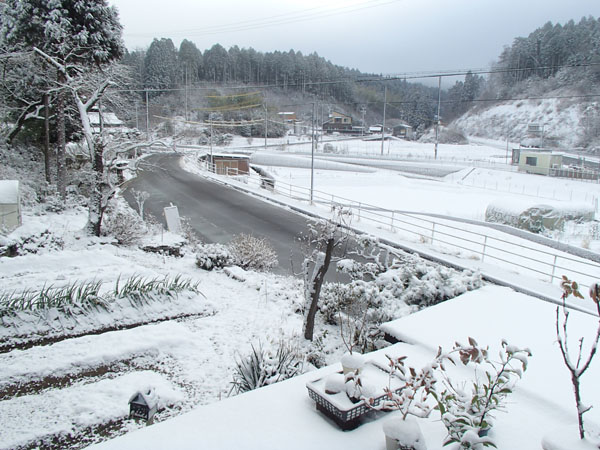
[{"left": 0, "top": 205, "right": 485, "bottom": 449}]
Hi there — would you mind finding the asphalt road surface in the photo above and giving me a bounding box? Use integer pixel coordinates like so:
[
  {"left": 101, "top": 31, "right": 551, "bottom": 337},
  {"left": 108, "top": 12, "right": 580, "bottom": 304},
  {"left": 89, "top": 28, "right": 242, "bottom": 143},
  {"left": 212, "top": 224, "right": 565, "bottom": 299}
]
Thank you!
[{"left": 123, "top": 153, "right": 321, "bottom": 277}]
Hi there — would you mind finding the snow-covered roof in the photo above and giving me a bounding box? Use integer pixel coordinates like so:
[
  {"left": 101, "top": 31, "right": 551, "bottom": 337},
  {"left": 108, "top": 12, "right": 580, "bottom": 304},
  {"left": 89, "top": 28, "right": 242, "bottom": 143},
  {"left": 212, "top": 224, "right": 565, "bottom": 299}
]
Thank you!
[
  {"left": 0, "top": 180, "right": 19, "bottom": 204},
  {"left": 88, "top": 112, "right": 123, "bottom": 127}
]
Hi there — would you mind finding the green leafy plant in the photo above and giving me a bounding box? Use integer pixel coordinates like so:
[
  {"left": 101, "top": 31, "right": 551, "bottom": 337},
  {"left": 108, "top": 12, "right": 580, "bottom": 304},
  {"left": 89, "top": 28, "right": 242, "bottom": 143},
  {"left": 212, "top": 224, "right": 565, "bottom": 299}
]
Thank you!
[
  {"left": 433, "top": 338, "right": 531, "bottom": 449},
  {"left": 0, "top": 274, "right": 201, "bottom": 319},
  {"left": 230, "top": 339, "right": 303, "bottom": 394}
]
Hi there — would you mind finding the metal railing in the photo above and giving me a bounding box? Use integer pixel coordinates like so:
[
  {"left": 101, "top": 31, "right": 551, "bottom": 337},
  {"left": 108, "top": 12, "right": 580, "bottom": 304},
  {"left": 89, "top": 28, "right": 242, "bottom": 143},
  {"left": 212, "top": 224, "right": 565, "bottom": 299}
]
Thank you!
[{"left": 201, "top": 161, "right": 600, "bottom": 290}]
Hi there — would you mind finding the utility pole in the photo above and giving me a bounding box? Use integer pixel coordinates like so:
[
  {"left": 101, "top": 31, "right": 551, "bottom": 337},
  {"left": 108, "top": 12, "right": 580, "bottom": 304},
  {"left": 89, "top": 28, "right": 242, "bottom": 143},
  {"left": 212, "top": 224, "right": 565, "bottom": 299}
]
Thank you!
[
  {"left": 184, "top": 64, "right": 188, "bottom": 121},
  {"left": 381, "top": 85, "right": 387, "bottom": 156},
  {"left": 209, "top": 117, "right": 213, "bottom": 169},
  {"left": 145, "top": 90, "right": 150, "bottom": 141},
  {"left": 264, "top": 98, "right": 268, "bottom": 151},
  {"left": 434, "top": 76, "right": 441, "bottom": 159},
  {"left": 311, "top": 102, "right": 315, "bottom": 204},
  {"left": 360, "top": 105, "right": 366, "bottom": 136}
]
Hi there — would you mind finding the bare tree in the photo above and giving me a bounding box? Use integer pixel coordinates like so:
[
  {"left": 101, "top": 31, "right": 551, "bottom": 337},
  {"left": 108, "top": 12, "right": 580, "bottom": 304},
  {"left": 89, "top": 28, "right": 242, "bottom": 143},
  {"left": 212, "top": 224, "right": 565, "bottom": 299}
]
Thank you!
[
  {"left": 301, "top": 206, "right": 352, "bottom": 341},
  {"left": 555, "top": 276, "right": 600, "bottom": 440},
  {"left": 131, "top": 189, "right": 150, "bottom": 220}
]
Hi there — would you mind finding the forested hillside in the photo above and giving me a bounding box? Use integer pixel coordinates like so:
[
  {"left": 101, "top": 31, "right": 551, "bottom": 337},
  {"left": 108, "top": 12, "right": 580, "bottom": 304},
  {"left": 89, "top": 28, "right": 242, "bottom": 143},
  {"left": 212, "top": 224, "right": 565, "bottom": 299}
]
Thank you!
[
  {"left": 121, "top": 40, "right": 440, "bottom": 134},
  {"left": 451, "top": 16, "right": 600, "bottom": 150}
]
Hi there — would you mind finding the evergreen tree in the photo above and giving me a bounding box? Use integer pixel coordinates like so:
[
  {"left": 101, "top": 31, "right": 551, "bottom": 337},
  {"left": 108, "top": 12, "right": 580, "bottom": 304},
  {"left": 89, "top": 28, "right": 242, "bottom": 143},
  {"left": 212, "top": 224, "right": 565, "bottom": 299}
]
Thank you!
[
  {"left": 179, "top": 39, "right": 202, "bottom": 84},
  {"left": 143, "top": 38, "right": 178, "bottom": 90},
  {"left": 1, "top": 0, "right": 123, "bottom": 200}
]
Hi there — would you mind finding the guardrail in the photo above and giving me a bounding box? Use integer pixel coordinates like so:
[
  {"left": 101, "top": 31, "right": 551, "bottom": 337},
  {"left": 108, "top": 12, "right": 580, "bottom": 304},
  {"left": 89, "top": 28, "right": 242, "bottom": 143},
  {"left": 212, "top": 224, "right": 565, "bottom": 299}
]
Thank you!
[{"left": 201, "top": 160, "right": 600, "bottom": 290}]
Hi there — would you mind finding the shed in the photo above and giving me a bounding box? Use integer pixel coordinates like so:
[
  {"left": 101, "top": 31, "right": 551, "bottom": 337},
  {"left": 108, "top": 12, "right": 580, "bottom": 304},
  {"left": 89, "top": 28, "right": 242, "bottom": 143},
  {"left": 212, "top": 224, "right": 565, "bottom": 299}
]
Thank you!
[
  {"left": 0, "top": 180, "right": 21, "bottom": 233},
  {"left": 129, "top": 389, "right": 158, "bottom": 421},
  {"left": 202, "top": 153, "right": 250, "bottom": 176},
  {"left": 518, "top": 150, "right": 562, "bottom": 175}
]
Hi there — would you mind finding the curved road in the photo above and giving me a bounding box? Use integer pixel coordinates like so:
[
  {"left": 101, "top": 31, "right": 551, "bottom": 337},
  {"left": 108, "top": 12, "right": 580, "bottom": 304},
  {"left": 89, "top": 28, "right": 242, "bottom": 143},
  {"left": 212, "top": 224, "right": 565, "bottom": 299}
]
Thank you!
[{"left": 123, "top": 153, "right": 315, "bottom": 276}]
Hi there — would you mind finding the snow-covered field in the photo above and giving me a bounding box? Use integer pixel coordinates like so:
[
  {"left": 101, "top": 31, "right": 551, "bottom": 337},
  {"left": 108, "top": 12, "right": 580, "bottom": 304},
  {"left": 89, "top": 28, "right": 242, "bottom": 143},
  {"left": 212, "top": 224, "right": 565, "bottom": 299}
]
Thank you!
[{"left": 1, "top": 137, "right": 600, "bottom": 449}]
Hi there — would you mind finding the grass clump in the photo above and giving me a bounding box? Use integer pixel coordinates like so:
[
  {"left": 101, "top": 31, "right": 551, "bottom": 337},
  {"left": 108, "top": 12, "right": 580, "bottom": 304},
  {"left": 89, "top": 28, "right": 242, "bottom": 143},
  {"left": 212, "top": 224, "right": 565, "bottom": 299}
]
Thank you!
[{"left": 0, "top": 274, "right": 201, "bottom": 318}]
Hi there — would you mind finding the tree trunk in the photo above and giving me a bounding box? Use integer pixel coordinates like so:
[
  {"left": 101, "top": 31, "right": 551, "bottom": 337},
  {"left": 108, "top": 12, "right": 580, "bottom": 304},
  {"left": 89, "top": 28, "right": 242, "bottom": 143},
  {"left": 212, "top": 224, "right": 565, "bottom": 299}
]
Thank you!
[
  {"left": 86, "top": 136, "right": 105, "bottom": 237},
  {"left": 573, "top": 372, "right": 586, "bottom": 439},
  {"left": 43, "top": 93, "right": 51, "bottom": 183},
  {"left": 304, "top": 236, "right": 335, "bottom": 341},
  {"left": 56, "top": 72, "right": 67, "bottom": 201}
]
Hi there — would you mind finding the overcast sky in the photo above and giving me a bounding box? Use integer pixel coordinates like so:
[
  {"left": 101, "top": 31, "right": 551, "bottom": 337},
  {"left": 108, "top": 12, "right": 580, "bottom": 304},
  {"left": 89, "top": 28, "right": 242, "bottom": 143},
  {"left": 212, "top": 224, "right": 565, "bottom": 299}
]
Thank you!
[{"left": 108, "top": 0, "right": 599, "bottom": 86}]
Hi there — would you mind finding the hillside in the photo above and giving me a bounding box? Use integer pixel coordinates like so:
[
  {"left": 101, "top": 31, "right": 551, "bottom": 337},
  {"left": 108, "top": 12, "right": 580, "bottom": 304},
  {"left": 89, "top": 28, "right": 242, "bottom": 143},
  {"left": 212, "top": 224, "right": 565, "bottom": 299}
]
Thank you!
[{"left": 452, "top": 88, "right": 598, "bottom": 150}]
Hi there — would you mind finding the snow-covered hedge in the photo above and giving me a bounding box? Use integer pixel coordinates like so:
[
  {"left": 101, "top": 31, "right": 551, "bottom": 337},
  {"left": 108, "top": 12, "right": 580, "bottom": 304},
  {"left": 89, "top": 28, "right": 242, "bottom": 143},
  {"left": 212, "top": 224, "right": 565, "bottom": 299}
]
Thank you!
[
  {"left": 195, "top": 243, "right": 234, "bottom": 271},
  {"left": 319, "top": 253, "right": 482, "bottom": 350}
]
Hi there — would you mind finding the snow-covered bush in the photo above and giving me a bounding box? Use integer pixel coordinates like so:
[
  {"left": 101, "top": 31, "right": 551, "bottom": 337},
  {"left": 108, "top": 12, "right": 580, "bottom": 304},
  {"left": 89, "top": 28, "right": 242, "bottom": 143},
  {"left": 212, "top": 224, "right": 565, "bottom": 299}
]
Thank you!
[
  {"left": 0, "top": 229, "right": 64, "bottom": 256},
  {"left": 230, "top": 340, "right": 303, "bottom": 394},
  {"left": 195, "top": 243, "right": 233, "bottom": 271},
  {"left": 419, "top": 126, "right": 468, "bottom": 144},
  {"left": 102, "top": 202, "right": 147, "bottom": 245},
  {"left": 319, "top": 253, "right": 482, "bottom": 350},
  {"left": 228, "top": 234, "right": 278, "bottom": 272}
]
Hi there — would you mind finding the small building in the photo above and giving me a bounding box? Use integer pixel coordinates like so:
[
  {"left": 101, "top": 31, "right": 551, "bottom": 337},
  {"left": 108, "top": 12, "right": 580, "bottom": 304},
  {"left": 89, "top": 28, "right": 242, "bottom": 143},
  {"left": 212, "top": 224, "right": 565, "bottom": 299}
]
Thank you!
[
  {"left": 129, "top": 389, "right": 158, "bottom": 422},
  {"left": 278, "top": 112, "right": 297, "bottom": 123},
  {"left": 322, "top": 111, "right": 353, "bottom": 134},
  {"left": 0, "top": 180, "right": 21, "bottom": 233},
  {"left": 201, "top": 153, "right": 250, "bottom": 175},
  {"left": 88, "top": 109, "right": 125, "bottom": 134},
  {"left": 392, "top": 123, "right": 413, "bottom": 139},
  {"left": 518, "top": 150, "right": 562, "bottom": 175}
]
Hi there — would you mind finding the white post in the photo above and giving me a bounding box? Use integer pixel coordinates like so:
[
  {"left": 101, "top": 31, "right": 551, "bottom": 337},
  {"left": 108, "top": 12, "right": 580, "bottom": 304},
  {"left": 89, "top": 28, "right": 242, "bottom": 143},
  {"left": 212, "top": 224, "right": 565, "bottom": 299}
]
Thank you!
[
  {"left": 481, "top": 236, "right": 488, "bottom": 262},
  {"left": 550, "top": 255, "right": 558, "bottom": 283},
  {"left": 381, "top": 85, "right": 387, "bottom": 156}
]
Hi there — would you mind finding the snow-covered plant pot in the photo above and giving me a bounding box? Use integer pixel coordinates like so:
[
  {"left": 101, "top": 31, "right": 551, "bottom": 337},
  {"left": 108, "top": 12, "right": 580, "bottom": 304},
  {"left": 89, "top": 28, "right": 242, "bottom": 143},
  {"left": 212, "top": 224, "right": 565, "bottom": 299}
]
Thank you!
[
  {"left": 383, "top": 417, "right": 427, "bottom": 450},
  {"left": 341, "top": 351, "right": 364, "bottom": 375}
]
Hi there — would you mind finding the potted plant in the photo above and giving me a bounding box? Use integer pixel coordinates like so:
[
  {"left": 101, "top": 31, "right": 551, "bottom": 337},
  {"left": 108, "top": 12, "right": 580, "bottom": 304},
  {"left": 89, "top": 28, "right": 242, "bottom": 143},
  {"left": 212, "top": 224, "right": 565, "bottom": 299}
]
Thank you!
[
  {"left": 432, "top": 338, "right": 531, "bottom": 449},
  {"left": 363, "top": 354, "right": 438, "bottom": 450}
]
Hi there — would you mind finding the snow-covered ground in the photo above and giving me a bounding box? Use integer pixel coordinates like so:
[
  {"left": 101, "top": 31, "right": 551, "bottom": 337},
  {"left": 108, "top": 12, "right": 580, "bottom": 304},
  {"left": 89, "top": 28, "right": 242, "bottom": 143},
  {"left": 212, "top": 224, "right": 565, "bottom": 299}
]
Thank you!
[
  {"left": 2, "top": 137, "right": 600, "bottom": 449},
  {"left": 89, "top": 285, "right": 600, "bottom": 450}
]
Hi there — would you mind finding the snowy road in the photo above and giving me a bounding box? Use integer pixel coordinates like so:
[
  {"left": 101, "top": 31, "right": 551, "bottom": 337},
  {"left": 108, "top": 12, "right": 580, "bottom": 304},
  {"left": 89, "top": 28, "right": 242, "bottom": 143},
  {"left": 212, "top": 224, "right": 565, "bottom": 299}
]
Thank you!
[{"left": 124, "top": 153, "right": 313, "bottom": 276}]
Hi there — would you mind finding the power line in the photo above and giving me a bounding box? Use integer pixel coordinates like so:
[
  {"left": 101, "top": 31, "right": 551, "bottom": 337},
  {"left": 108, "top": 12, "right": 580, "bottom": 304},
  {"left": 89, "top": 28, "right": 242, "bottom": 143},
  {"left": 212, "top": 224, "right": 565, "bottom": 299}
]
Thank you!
[
  {"left": 113, "top": 61, "right": 600, "bottom": 95},
  {"left": 125, "top": 0, "right": 401, "bottom": 38}
]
